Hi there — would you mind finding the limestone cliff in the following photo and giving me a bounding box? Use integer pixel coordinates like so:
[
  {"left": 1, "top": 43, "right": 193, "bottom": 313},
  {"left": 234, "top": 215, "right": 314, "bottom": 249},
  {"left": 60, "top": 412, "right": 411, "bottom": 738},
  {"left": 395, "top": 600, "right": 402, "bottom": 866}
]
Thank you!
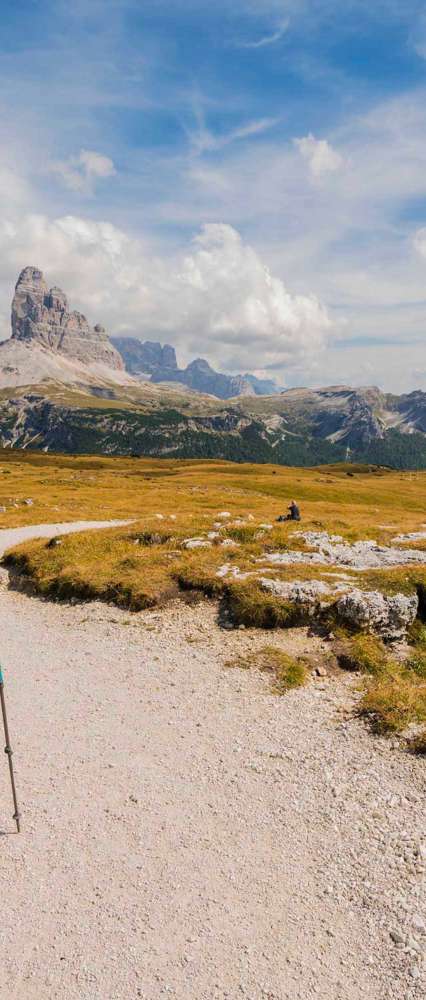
[{"left": 11, "top": 266, "right": 124, "bottom": 370}]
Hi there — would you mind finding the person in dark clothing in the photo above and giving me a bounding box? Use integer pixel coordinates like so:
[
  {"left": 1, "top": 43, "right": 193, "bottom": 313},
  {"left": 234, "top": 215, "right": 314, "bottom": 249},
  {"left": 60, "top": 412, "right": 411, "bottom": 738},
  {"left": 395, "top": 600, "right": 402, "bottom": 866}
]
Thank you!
[
  {"left": 277, "top": 500, "right": 301, "bottom": 522},
  {"left": 288, "top": 500, "right": 301, "bottom": 521}
]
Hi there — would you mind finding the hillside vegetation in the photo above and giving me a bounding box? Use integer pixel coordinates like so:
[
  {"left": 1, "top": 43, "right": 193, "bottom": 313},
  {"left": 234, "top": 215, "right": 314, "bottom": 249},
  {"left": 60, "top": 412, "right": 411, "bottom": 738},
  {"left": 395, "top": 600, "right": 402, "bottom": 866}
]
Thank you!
[{"left": 1, "top": 381, "right": 426, "bottom": 468}]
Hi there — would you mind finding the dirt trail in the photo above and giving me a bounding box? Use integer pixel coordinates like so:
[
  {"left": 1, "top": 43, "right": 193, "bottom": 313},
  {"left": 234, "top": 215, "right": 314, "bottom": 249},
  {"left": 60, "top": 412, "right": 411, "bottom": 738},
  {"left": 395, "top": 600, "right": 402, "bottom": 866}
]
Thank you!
[
  {"left": 0, "top": 519, "right": 132, "bottom": 557},
  {"left": 0, "top": 523, "right": 425, "bottom": 999}
]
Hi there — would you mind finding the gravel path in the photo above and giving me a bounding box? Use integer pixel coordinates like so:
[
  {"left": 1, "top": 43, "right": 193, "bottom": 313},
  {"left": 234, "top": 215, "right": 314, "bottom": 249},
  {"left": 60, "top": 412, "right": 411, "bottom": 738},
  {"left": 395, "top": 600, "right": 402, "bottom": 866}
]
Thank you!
[
  {"left": 0, "top": 519, "right": 132, "bottom": 554},
  {"left": 0, "top": 524, "right": 425, "bottom": 999}
]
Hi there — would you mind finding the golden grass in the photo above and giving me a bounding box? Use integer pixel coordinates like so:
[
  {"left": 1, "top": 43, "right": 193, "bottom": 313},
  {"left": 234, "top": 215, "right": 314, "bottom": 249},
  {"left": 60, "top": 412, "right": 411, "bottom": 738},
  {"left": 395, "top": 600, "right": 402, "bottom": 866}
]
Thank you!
[
  {"left": 225, "top": 581, "right": 303, "bottom": 628},
  {"left": 360, "top": 669, "right": 426, "bottom": 734},
  {"left": 1, "top": 448, "right": 426, "bottom": 535},
  {"left": 2, "top": 450, "right": 426, "bottom": 617},
  {"left": 334, "top": 632, "right": 426, "bottom": 738},
  {"left": 336, "top": 634, "right": 391, "bottom": 674},
  {"left": 226, "top": 645, "right": 308, "bottom": 694}
]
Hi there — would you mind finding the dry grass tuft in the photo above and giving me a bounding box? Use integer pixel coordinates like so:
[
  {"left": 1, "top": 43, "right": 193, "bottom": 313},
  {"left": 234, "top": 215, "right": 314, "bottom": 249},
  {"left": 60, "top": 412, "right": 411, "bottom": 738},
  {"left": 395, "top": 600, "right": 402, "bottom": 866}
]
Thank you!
[
  {"left": 360, "top": 668, "right": 426, "bottom": 734},
  {"left": 336, "top": 633, "right": 391, "bottom": 675},
  {"left": 334, "top": 631, "right": 426, "bottom": 738},
  {"left": 225, "top": 581, "right": 302, "bottom": 629},
  {"left": 407, "top": 728, "right": 426, "bottom": 755},
  {"left": 226, "top": 645, "right": 308, "bottom": 694}
]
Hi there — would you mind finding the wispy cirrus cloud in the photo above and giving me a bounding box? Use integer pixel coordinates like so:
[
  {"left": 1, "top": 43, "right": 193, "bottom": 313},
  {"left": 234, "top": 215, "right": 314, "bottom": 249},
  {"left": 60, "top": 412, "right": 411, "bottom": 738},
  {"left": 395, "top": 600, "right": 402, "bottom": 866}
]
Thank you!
[
  {"left": 189, "top": 113, "right": 281, "bottom": 155},
  {"left": 237, "top": 18, "right": 289, "bottom": 49}
]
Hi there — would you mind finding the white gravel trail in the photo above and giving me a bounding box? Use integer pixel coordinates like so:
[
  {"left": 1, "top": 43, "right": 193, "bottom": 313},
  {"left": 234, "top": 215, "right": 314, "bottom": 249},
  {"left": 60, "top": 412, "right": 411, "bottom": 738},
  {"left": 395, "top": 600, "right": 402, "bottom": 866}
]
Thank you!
[
  {"left": 0, "top": 523, "right": 425, "bottom": 1000},
  {"left": 0, "top": 519, "right": 132, "bottom": 556}
]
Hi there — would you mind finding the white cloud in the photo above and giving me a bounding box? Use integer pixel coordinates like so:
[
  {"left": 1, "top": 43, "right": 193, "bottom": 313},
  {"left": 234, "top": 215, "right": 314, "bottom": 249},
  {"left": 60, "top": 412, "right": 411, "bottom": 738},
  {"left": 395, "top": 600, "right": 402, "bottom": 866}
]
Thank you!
[
  {"left": 0, "top": 215, "right": 331, "bottom": 375},
  {"left": 413, "top": 227, "right": 426, "bottom": 258},
  {"left": 50, "top": 149, "right": 116, "bottom": 195},
  {"left": 238, "top": 19, "right": 289, "bottom": 48},
  {"left": 190, "top": 116, "right": 280, "bottom": 155},
  {"left": 172, "top": 224, "right": 331, "bottom": 367},
  {"left": 294, "top": 134, "right": 344, "bottom": 177}
]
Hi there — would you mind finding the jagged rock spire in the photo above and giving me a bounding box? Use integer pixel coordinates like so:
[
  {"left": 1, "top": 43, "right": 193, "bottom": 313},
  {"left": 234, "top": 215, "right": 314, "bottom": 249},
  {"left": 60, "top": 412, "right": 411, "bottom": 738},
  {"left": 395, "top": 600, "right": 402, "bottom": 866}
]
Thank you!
[{"left": 11, "top": 266, "right": 124, "bottom": 370}]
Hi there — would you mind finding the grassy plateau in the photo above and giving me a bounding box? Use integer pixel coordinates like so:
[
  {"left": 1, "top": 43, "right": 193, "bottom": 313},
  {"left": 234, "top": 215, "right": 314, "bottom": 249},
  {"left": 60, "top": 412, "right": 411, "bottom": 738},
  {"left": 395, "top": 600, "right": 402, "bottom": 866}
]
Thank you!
[{"left": 1, "top": 448, "right": 426, "bottom": 748}]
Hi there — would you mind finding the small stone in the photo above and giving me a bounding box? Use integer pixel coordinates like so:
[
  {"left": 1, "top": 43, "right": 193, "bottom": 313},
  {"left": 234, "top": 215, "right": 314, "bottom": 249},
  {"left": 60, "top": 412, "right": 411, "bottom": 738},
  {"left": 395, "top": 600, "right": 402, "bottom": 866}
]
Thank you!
[
  {"left": 412, "top": 915, "right": 426, "bottom": 935},
  {"left": 183, "top": 538, "right": 212, "bottom": 550}
]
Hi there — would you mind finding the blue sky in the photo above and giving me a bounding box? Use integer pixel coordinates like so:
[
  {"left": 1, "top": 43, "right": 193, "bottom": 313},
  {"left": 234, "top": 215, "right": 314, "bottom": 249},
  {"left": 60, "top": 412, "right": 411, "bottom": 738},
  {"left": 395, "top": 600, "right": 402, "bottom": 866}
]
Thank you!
[{"left": 0, "top": 0, "right": 426, "bottom": 390}]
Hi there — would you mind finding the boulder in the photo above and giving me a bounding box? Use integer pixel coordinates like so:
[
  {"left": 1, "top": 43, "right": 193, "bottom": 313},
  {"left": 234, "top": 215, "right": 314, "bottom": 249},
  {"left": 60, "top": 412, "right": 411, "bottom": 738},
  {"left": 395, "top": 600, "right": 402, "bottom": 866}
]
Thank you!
[
  {"left": 260, "top": 578, "right": 332, "bottom": 618},
  {"left": 335, "top": 589, "right": 418, "bottom": 641},
  {"left": 183, "top": 537, "right": 212, "bottom": 550}
]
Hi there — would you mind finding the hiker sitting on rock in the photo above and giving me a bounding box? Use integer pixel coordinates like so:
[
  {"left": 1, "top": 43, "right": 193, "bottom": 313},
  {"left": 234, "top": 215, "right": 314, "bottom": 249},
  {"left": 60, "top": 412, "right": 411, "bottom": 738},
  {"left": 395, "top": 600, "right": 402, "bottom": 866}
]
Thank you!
[{"left": 277, "top": 500, "right": 301, "bottom": 522}]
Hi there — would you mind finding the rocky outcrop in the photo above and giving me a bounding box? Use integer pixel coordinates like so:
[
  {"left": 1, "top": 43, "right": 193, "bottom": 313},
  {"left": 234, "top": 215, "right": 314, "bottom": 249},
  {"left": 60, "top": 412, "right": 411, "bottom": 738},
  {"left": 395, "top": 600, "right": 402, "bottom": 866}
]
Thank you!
[
  {"left": 155, "top": 358, "right": 256, "bottom": 398},
  {"left": 262, "top": 532, "right": 426, "bottom": 569},
  {"left": 260, "top": 576, "right": 418, "bottom": 640},
  {"left": 111, "top": 337, "right": 177, "bottom": 377},
  {"left": 335, "top": 589, "right": 418, "bottom": 641},
  {"left": 11, "top": 266, "right": 124, "bottom": 371}
]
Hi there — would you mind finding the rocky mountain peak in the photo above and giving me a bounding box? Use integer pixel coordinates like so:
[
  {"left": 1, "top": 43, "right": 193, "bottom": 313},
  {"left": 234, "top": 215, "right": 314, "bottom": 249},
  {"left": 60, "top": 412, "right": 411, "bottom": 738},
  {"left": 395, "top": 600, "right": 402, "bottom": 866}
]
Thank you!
[
  {"left": 186, "top": 358, "right": 213, "bottom": 374},
  {"left": 15, "top": 265, "right": 47, "bottom": 293},
  {"left": 11, "top": 266, "right": 123, "bottom": 371}
]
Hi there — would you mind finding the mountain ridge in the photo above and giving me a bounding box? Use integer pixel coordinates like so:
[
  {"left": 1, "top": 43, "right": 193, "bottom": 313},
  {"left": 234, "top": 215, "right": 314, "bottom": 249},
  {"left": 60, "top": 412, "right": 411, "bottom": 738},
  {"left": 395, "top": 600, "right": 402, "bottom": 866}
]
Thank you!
[{"left": 111, "top": 336, "right": 280, "bottom": 398}]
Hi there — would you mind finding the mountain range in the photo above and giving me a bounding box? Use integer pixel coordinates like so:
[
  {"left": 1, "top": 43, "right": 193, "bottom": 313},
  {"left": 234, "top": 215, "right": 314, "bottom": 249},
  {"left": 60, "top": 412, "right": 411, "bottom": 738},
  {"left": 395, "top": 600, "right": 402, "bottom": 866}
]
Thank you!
[
  {"left": 111, "top": 336, "right": 280, "bottom": 398},
  {"left": 0, "top": 266, "right": 425, "bottom": 469}
]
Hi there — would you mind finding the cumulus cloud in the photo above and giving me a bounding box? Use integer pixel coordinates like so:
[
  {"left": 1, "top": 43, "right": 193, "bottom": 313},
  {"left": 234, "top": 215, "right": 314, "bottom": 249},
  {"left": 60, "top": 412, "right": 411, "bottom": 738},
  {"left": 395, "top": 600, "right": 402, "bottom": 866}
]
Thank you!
[
  {"left": 294, "top": 134, "right": 344, "bottom": 177},
  {"left": 171, "top": 224, "right": 331, "bottom": 367},
  {"left": 49, "top": 149, "right": 116, "bottom": 195},
  {"left": 0, "top": 215, "right": 331, "bottom": 375}
]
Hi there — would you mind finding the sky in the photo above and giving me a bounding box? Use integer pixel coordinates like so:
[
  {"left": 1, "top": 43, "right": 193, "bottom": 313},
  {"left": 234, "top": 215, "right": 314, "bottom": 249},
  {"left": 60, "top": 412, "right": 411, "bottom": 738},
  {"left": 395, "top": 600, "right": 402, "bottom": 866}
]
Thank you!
[{"left": 0, "top": 0, "right": 426, "bottom": 392}]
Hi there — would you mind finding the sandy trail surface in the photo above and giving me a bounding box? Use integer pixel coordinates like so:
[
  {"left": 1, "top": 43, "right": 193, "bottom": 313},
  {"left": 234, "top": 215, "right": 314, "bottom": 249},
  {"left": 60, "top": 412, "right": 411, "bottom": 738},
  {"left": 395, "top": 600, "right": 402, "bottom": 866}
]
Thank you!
[{"left": 0, "top": 523, "right": 425, "bottom": 1000}]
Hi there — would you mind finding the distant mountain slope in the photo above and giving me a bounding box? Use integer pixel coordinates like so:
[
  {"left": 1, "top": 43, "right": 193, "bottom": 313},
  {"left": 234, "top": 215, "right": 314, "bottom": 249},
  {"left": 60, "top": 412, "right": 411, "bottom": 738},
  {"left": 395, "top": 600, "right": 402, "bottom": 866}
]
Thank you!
[
  {"left": 111, "top": 336, "right": 280, "bottom": 399},
  {"left": 1, "top": 380, "right": 426, "bottom": 469},
  {"left": 237, "top": 385, "right": 426, "bottom": 447}
]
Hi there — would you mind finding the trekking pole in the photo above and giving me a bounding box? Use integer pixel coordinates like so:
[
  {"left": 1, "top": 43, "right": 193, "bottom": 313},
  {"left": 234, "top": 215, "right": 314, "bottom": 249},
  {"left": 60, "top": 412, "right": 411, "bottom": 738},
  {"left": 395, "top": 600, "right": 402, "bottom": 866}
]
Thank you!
[{"left": 0, "top": 666, "right": 20, "bottom": 833}]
